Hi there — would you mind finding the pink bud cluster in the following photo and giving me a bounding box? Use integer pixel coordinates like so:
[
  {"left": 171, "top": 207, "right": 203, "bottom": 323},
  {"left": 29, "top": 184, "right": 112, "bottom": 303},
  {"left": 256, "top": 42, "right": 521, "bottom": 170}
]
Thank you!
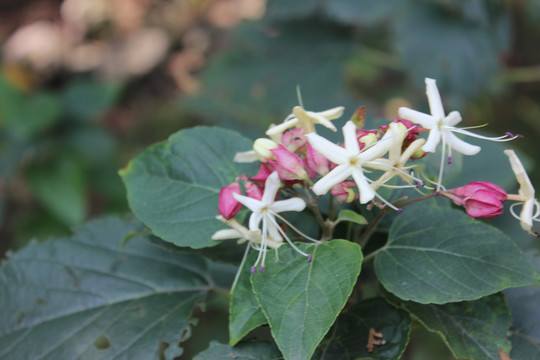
[
  {"left": 442, "top": 181, "right": 507, "bottom": 219},
  {"left": 218, "top": 175, "right": 263, "bottom": 219}
]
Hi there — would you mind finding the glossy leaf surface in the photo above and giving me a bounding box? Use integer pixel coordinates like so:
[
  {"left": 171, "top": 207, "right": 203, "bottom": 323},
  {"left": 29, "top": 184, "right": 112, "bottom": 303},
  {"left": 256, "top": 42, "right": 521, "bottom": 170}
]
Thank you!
[
  {"left": 0, "top": 217, "right": 211, "bottom": 359},
  {"left": 251, "top": 240, "right": 362, "bottom": 360},
  {"left": 120, "top": 127, "right": 257, "bottom": 248},
  {"left": 375, "top": 203, "right": 539, "bottom": 304}
]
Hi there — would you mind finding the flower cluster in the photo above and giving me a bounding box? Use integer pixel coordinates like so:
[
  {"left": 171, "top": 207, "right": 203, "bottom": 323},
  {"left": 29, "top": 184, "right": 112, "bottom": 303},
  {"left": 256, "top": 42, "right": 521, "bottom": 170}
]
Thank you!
[{"left": 213, "top": 78, "right": 539, "bottom": 272}]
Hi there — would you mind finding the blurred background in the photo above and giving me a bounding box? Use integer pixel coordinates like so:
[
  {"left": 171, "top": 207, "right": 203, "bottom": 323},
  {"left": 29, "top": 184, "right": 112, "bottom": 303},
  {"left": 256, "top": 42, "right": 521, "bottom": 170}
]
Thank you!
[{"left": 0, "top": 0, "right": 539, "bottom": 357}]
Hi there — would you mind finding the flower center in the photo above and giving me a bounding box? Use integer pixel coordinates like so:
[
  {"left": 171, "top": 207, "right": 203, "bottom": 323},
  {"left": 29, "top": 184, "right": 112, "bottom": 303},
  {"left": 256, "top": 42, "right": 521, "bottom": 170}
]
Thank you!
[{"left": 349, "top": 157, "right": 358, "bottom": 166}]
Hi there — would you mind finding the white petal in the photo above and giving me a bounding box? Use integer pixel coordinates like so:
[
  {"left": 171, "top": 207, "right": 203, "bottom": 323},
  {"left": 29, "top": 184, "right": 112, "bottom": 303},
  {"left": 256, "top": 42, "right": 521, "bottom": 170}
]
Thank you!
[
  {"left": 446, "top": 132, "right": 480, "bottom": 155},
  {"left": 365, "top": 158, "right": 393, "bottom": 171},
  {"left": 422, "top": 128, "right": 442, "bottom": 153},
  {"left": 233, "top": 193, "right": 262, "bottom": 212},
  {"left": 425, "top": 78, "right": 445, "bottom": 120},
  {"left": 262, "top": 172, "right": 281, "bottom": 205},
  {"left": 398, "top": 108, "right": 436, "bottom": 129},
  {"left": 445, "top": 111, "right": 462, "bottom": 127},
  {"left": 306, "top": 133, "right": 349, "bottom": 164},
  {"left": 358, "top": 129, "right": 393, "bottom": 161},
  {"left": 249, "top": 212, "right": 264, "bottom": 232},
  {"left": 265, "top": 215, "right": 283, "bottom": 242},
  {"left": 211, "top": 229, "right": 242, "bottom": 240},
  {"left": 521, "top": 199, "right": 535, "bottom": 232},
  {"left": 388, "top": 122, "right": 406, "bottom": 161},
  {"left": 316, "top": 106, "right": 345, "bottom": 120},
  {"left": 271, "top": 197, "right": 306, "bottom": 213},
  {"left": 265, "top": 118, "right": 298, "bottom": 136},
  {"left": 352, "top": 168, "right": 375, "bottom": 204},
  {"left": 505, "top": 150, "right": 535, "bottom": 199},
  {"left": 306, "top": 111, "right": 337, "bottom": 131},
  {"left": 312, "top": 164, "right": 352, "bottom": 195},
  {"left": 400, "top": 138, "right": 425, "bottom": 164},
  {"left": 343, "top": 121, "right": 360, "bottom": 154},
  {"left": 234, "top": 150, "right": 258, "bottom": 163}
]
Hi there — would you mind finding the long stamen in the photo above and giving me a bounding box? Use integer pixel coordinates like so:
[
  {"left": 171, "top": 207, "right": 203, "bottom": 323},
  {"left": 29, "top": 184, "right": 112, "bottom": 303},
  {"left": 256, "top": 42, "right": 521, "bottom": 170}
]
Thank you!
[
  {"left": 232, "top": 244, "right": 251, "bottom": 287},
  {"left": 252, "top": 217, "right": 267, "bottom": 273},
  {"left": 452, "top": 128, "right": 520, "bottom": 142},
  {"left": 372, "top": 190, "right": 401, "bottom": 212},
  {"left": 273, "top": 212, "right": 321, "bottom": 243},
  {"left": 259, "top": 215, "right": 270, "bottom": 272},
  {"left": 533, "top": 200, "right": 540, "bottom": 221},
  {"left": 509, "top": 202, "right": 522, "bottom": 220},
  {"left": 413, "top": 166, "right": 441, "bottom": 190},
  {"left": 268, "top": 216, "right": 311, "bottom": 259},
  {"left": 436, "top": 133, "right": 447, "bottom": 191}
]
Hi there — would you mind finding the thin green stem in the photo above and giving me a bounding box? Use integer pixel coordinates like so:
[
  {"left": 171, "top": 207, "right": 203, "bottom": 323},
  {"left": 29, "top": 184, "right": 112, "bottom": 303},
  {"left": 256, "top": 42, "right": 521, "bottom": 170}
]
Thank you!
[
  {"left": 301, "top": 183, "right": 327, "bottom": 230},
  {"left": 362, "top": 247, "right": 384, "bottom": 264},
  {"left": 395, "top": 191, "right": 440, "bottom": 207}
]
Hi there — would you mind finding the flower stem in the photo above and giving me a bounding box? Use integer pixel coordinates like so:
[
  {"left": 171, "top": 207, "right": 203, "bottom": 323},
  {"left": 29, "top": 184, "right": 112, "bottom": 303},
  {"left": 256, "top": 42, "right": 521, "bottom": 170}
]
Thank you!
[
  {"left": 395, "top": 191, "right": 440, "bottom": 207},
  {"left": 357, "top": 191, "right": 440, "bottom": 248},
  {"left": 357, "top": 208, "right": 388, "bottom": 248}
]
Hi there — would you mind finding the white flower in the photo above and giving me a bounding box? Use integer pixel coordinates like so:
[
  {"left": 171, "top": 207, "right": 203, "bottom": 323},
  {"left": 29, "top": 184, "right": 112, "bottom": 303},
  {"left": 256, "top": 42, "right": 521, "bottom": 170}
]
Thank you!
[
  {"left": 232, "top": 171, "right": 309, "bottom": 271},
  {"left": 266, "top": 106, "right": 344, "bottom": 138},
  {"left": 368, "top": 123, "right": 426, "bottom": 190},
  {"left": 504, "top": 150, "right": 540, "bottom": 235},
  {"left": 398, "top": 78, "right": 516, "bottom": 189},
  {"left": 212, "top": 216, "right": 283, "bottom": 249},
  {"left": 306, "top": 120, "right": 394, "bottom": 204}
]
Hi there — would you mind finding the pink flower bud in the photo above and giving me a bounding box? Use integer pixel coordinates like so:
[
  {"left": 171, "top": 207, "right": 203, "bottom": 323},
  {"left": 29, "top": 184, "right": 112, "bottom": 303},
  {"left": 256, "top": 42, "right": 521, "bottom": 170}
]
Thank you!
[
  {"left": 331, "top": 180, "right": 358, "bottom": 203},
  {"left": 244, "top": 179, "right": 263, "bottom": 200},
  {"left": 442, "top": 181, "right": 507, "bottom": 219},
  {"left": 251, "top": 163, "right": 273, "bottom": 182},
  {"left": 269, "top": 145, "right": 308, "bottom": 180},
  {"left": 218, "top": 182, "right": 242, "bottom": 219},
  {"left": 281, "top": 128, "right": 307, "bottom": 153},
  {"left": 306, "top": 143, "right": 329, "bottom": 176}
]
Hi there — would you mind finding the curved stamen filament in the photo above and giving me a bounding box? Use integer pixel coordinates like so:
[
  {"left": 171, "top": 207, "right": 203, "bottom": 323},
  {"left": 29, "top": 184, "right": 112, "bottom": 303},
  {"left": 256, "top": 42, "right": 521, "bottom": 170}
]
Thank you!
[
  {"left": 268, "top": 216, "right": 311, "bottom": 258},
  {"left": 273, "top": 212, "right": 321, "bottom": 243}
]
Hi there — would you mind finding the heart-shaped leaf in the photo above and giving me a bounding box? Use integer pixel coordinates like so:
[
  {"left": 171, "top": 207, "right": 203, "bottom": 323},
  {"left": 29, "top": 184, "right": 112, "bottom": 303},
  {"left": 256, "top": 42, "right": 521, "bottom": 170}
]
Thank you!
[
  {"left": 0, "top": 216, "right": 211, "bottom": 359},
  {"left": 251, "top": 240, "right": 362, "bottom": 360},
  {"left": 505, "top": 252, "right": 540, "bottom": 360},
  {"left": 375, "top": 202, "right": 539, "bottom": 304},
  {"left": 388, "top": 293, "right": 511, "bottom": 360},
  {"left": 120, "top": 127, "right": 257, "bottom": 248},
  {"left": 194, "top": 341, "right": 282, "bottom": 360},
  {"left": 315, "top": 297, "right": 410, "bottom": 359},
  {"left": 229, "top": 249, "right": 267, "bottom": 345}
]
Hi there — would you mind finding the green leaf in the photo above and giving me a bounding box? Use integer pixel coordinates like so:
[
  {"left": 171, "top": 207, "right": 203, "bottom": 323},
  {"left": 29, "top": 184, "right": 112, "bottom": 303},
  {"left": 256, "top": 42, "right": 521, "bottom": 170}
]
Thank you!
[
  {"left": 182, "top": 22, "right": 358, "bottom": 131},
  {"left": 315, "top": 297, "right": 411, "bottom": 359},
  {"left": 335, "top": 209, "right": 368, "bottom": 226},
  {"left": 0, "top": 216, "right": 211, "bottom": 360},
  {"left": 264, "top": 0, "right": 319, "bottom": 22},
  {"left": 194, "top": 341, "right": 282, "bottom": 360},
  {"left": 230, "top": 249, "right": 267, "bottom": 345},
  {"left": 25, "top": 155, "right": 87, "bottom": 226},
  {"left": 324, "top": 0, "right": 401, "bottom": 26},
  {"left": 251, "top": 240, "right": 362, "bottom": 360},
  {"left": 62, "top": 79, "right": 121, "bottom": 122},
  {"left": 120, "top": 126, "right": 257, "bottom": 248},
  {"left": 505, "top": 252, "right": 540, "bottom": 360},
  {"left": 0, "top": 75, "right": 61, "bottom": 140},
  {"left": 374, "top": 202, "right": 539, "bottom": 304},
  {"left": 392, "top": 2, "right": 509, "bottom": 98},
  {"left": 388, "top": 293, "right": 511, "bottom": 360}
]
